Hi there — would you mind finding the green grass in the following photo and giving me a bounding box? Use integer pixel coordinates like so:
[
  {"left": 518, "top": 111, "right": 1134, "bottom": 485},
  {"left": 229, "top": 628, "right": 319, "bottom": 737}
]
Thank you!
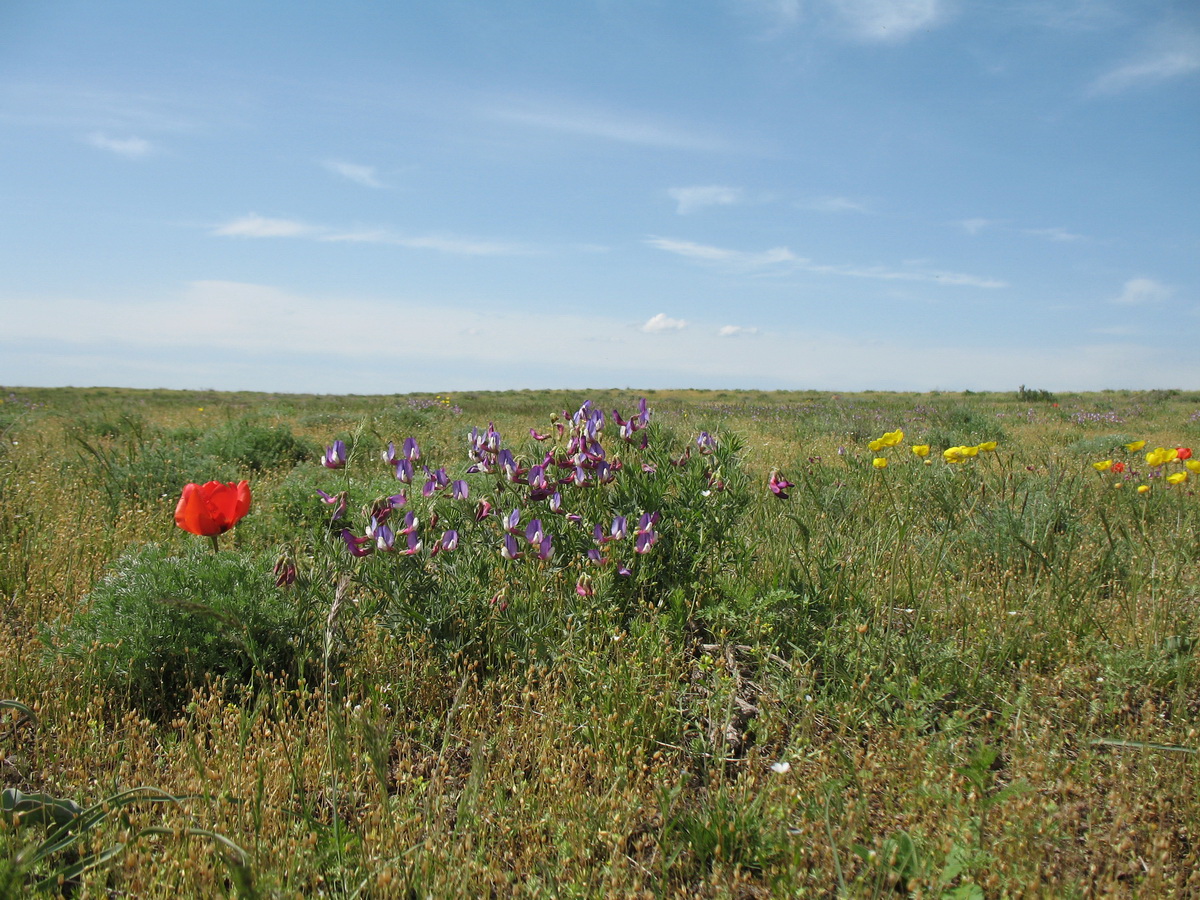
[{"left": 0, "top": 385, "right": 1198, "bottom": 897}]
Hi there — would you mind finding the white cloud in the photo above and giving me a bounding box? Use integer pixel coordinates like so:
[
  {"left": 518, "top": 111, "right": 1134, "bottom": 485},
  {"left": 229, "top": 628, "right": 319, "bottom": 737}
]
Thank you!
[
  {"left": 646, "top": 237, "right": 796, "bottom": 268},
  {"left": 6, "top": 281, "right": 1198, "bottom": 393},
  {"left": 86, "top": 132, "right": 154, "bottom": 158},
  {"left": 718, "top": 325, "right": 759, "bottom": 337},
  {"left": 647, "top": 237, "right": 1005, "bottom": 287},
  {"left": 323, "top": 160, "right": 385, "bottom": 188},
  {"left": 642, "top": 313, "right": 688, "bottom": 333},
  {"left": 486, "top": 99, "right": 745, "bottom": 153},
  {"left": 1112, "top": 277, "right": 1173, "bottom": 305},
  {"left": 1025, "top": 226, "right": 1085, "bottom": 243},
  {"left": 958, "top": 218, "right": 993, "bottom": 235},
  {"left": 806, "top": 196, "right": 870, "bottom": 213},
  {"left": 212, "top": 215, "right": 528, "bottom": 255},
  {"left": 320, "top": 230, "right": 529, "bottom": 256},
  {"left": 830, "top": 0, "right": 949, "bottom": 43},
  {"left": 1091, "top": 40, "right": 1200, "bottom": 94},
  {"left": 212, "top": 214, "right": 316, "bottom": 238},
  {"left": 669, "top": 185, "right": 743, "bottom": 215}
]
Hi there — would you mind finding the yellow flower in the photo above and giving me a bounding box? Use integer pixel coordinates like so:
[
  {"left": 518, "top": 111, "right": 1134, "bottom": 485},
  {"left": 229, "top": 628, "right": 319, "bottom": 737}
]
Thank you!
[
  {"left": 883, "top": 429, "right": 904, "bottom": 447},
  {"left": 872, "top": 457, "right": 888, "bottom": 469},
  {"left": 1166, "top": 472, "right": 1188, "bottom": 485},
  {"left": 912, "top": 444, "right": 930, "bottom": 457},
  {"left": 1112, "top": 481, "right": 1124, "bottom": 489},
  {"left": 961, "top": 445, "right": 980, "bottom": 458},
  {"left": 1092, "top": 460, "right": 1113, "bottom": 472},
  {"left": 1186, "top": 460, "right": 1200, "bottom": 474},
  {"left": 1145, "top": 447, "right": 1177, "bottom": 467},
  {"left": 943, "top": 447, "right": 966, "bottom": 463},
  {"left": 1137, "top": 485, "right": 1150, "bottom": 494},
  {"left": 868, "top": 438, "right": 885, "bottom": 452},
  {"left": 1125, "top": 440, "right": 1146, "bottom": 452},
  {"left": 977, "top": 441, "right": 997, "bottom": 452}
]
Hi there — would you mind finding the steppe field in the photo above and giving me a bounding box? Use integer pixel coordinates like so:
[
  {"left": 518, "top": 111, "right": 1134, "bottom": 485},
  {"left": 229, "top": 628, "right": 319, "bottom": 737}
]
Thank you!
[{"left": 1, "top": 386, "right": 1198, "bottom": 898}]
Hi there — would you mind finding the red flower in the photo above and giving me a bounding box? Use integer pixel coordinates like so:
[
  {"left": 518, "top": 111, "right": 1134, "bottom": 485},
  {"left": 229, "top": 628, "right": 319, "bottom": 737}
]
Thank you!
[
  {"left": 1111, "top": 461, "right": 1126, "bottom": 474},
  {"left": 1177, "top": 447, "right": 1193, "bottom": 460},
  {"left": 174, "top": 481, "right": 252, "bottom": 536}
]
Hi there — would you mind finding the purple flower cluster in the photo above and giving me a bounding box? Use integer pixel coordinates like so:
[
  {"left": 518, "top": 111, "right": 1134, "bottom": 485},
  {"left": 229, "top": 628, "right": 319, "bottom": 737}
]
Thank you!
[{"left": 319, "top": 399, "right": 663, "bottom": 586}]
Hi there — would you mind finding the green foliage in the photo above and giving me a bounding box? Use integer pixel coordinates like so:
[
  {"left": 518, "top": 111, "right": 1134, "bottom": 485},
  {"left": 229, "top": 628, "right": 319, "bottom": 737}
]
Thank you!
[
  {"left": 50, "top": 545, "right": 321, "bottom": 715},
  {"left": 1016, "top": 385, "right": 1057, "bottom": 403},
  {"left": 197, "top": 420, "right": 317, "bottom": 473},
  {"left": 922, "top": 405, "right": 1006, "bottom": 450}
]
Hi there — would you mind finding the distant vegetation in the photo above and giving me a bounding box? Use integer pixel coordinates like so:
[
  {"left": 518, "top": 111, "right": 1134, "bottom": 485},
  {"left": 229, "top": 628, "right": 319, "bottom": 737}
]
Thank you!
[{"left": 2, "top": 385, "right": 1198, "bottom": 896}]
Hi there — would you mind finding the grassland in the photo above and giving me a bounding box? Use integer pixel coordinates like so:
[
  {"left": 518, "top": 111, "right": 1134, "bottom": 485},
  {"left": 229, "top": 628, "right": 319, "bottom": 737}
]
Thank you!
[{"left": 1, "top": 385, "right": 1198, "bottom": 898}]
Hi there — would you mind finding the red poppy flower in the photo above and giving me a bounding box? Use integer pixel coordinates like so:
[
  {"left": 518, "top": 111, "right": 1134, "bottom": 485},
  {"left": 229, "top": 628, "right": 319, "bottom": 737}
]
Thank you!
[
  {"left": 1111, "top": 461, "right": 1126, "bottom": 474},
  {"left": 174, "top": 480, "right": 252, "bottom": 536},
  {"left": 1177, "top": 447, "right": 1193, "bottom": 460}
]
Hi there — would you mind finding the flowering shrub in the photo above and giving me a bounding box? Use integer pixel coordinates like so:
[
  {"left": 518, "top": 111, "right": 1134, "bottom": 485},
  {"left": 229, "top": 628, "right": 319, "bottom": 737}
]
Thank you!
[{"left": 310, "top": 398, "right": 753, "bottom": 662}]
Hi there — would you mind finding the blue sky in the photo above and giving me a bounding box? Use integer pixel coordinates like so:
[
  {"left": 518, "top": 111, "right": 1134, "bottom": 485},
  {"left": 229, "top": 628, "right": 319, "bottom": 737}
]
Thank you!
[{"left": 2, "top": 0, "right": 1197, "bottom": 393}]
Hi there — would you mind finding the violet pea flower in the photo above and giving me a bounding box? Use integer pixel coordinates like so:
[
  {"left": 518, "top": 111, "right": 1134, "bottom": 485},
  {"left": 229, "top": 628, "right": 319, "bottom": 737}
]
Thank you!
[
  {"left": 768, "top": 470, "right": 794, "bottom": 500},
  {"left": 402, "top": 532, "right": 422, "bottom": 556},
  {"left": 502, "top": 508, "right": 522, "bottom": 533},
  {"left": 636, "top": 511, "right": 660, "bottom": 533},
  {"left": 525, "top": 519, "right": 545, "bottom": 547},
  {"left": 548, "top": 492, "right": 563, "bottom": 513},
  {"left": 316, "top": 489, "right": 348, "bottom": 520},
  {"left": 373, "top": 523, "right": 396, "bottom": 552},
  {"left": 610, "top": 515, "right": 628, "bottom": 541},
  {"left": 501, "top": 533, "right": 522, "bottom": 560},
  {"left": 322, "top": 440, "right": 348, "bottom": 469},
  {"left": 403, "top": 437, "right": 420, "bottom": 461},
  {"left": 530, "top": 427, "right": 550, "bottom": 441},
  {"left": 696, "top": 431, "right": 717, "bottom": 455},
  {"left": 528, "top": 465, "right": 547, "bottom": 491},
  {"left": 617, "top": 564, "right": 632, "bottom": 576},
  {"left": 442, "top": 529, "right": 459, "bottom": 552},
  {"left": 394, "top": 459, "right": 414, "bottom": 484},
  {"left": 382, "top": 442, "right": 398, "bottom": 465},
  {"left": 397, "top": 511, "right": 418, "bottom": 535},
  {"left": 634, "top": 529, "right": 658, "bottom": 554},
  {"left": 451, "top": 479, "right": 470, "bottom": 500},
  {"left": 340, "top": 528, "right": 373, "bottom": 557},
  {"left": 535, "top": 534, "right": 553, "bottom": 561}
]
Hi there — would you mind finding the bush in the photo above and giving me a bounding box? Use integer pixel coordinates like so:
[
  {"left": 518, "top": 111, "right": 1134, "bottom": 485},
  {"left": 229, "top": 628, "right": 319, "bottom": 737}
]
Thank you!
[
  {"left": 50, "top": 545, "right": 320, "bottom": 716},
  {"left": 198, "top": 420, "right": 318, "bottom": 472}
]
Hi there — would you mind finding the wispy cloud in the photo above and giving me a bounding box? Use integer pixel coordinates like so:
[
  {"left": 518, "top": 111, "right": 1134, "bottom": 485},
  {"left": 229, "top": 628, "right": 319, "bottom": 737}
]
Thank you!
[
  {"left": 646, "top": 237, "right": 796, "bottom": 269},
  {"left": 958, "top": 218, "right": 994, "bottom": 235},
  {"left": 86, "top": 132, "right": 154, "bottom": 159},
  {"left": 718, "top": 325, "right": 759, "bottom": 337},
  {"left": 642, "top": 313, "right": 688, "bottom": 333},
  {"left": 212, "top": 215, "right": 529, "bottom": 256},
  {"left": 486, "top": 98, "right": 744, "bottom": 153},
  {"left": 1025, "top": 226, "right": 1086, "bottom": 243},
  {"left": 323, "top": 160, "right": 386, "bottom": 188},
  {"left": 647, "top": 237, "right": 1006, "bottom": 287},
  {"left": 1090, "top": 37, "right": 1200, "bottom": 94},
  {"left": 321, "top": 230, "right": 528, "bottom": 256},
  {"left": 669, "top": 185, "right": 743, "bottom": 215},
  {"left": 9, "top": 281, "right": 1197, "bottom": 393},
  {"left": 805, "top": 196, "right": 871, "bottom": 214},
  {"left": 1112, "top": 277, "right": 1172, "bottom": 305},
  {"left": 213, "top": 214, "right": 317, "bottom": 238},
  {"left": 830, "top": 0, "right": 949, "bottom": 43}
]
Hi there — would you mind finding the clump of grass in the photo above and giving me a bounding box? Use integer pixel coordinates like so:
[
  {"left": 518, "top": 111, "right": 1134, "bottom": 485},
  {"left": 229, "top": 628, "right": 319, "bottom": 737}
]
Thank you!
[
  {"left": 49, "top": 544, "right": 321, "bottom": 716},
  {"left": 197, "top": 419, "right": 318, "bottom": 473}
]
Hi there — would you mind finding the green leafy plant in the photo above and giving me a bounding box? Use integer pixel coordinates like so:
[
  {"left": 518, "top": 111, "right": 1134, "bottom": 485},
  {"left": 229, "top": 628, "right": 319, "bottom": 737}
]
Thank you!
[{"left": 50, "top": 545, "right": 322, "bottom": 715}]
